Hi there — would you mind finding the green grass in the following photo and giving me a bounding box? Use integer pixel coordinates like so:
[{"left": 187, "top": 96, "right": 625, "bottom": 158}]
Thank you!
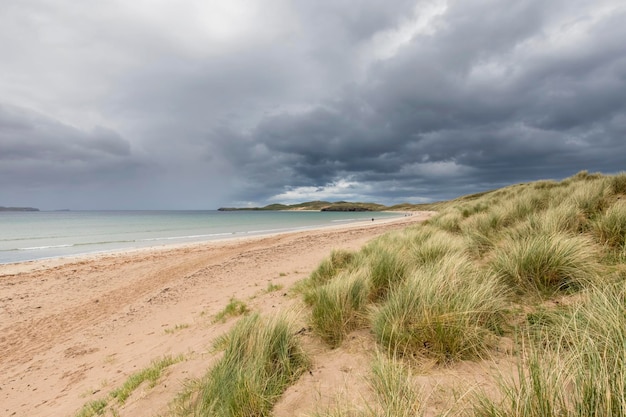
[
  {"left": 474, "top": 281, "right": 626, "bottom": 417},
  {"left": 368, "top": 354, "right": 423, "bottom": 417},
  {"left": 110, "top": 355, "right": 184, "bottom": 404},
  {"left": 409, "top": 227, "right": 467, "bottom": 266},
  {"left": 490, "top": 232, "right": 601, "bottom": 296},
  {"left": 372, "top": 257, "right": 508, "bottom": 364},
  {"left": 176, "top": 313, "right": 309, "bottom": 417},
  {"left": 266, "top": 282, "right": 284, "bottom": 292},
  {"left": 213, "top": 298, "right": 250, "bottom": 323},
  {"left": 165, "top": 323, "right": 190, "bottom": 334},
  {"left": 74, "top": 399, "right": 108, "bottom": 417},
  {"left": 311, "top": 354, "right": 423, "bottom": 417},
  {"left": 308, "top": 269, "right": 370, "bottom": 347},
  {"left": 367, "top": 245, "right": 408, "bottom": 301},
  {"left": 73, "top": 355, "right": 183, "bottom": 416},
  {"left": 609, "top": 171, "right": 626, "bottom": 195},
  {"left": 308, "top": 249, "right": 357, "bottom": 286},
  {"left": 594, "top": 200, "right": 626, "bottom": 248}
]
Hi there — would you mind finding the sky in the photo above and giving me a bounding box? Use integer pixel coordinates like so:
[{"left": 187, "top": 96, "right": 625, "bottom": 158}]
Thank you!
[{"left": 1, "top": 0, "right": 626, "bottom": 210}]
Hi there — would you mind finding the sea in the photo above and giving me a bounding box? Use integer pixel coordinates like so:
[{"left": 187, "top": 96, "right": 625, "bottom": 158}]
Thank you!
[{"left": 0, "top": 210, "right": 402, "bottom": 264}]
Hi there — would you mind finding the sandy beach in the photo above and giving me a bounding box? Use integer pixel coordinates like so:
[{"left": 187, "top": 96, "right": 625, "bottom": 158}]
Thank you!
[{"left": 0, "top": 212, "right": 433, "bottom": 417}]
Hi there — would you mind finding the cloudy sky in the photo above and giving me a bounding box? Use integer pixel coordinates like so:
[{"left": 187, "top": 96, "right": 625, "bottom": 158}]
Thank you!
[{"left": 1, "top": 0, "right": 625, "bottom": 209}]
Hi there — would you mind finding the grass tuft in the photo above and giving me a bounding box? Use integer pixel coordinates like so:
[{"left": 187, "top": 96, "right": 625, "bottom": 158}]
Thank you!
[
  {"left": 474, "top": 281, "right": 626, "bottom": 417},
  {"left": 179, "top": 313, "right": 309, "bottom": 417},
  {"left": 266, "top": 282, "right": 284, "bottom": 293},
  {"left": 609, "top": 171, "right": 626, "bottom": 195},
  {"left": 410, "top": 227, "right": 467, "bottom": 266},
  {"left": 372, "top": 257, "right": 508, "bottom": 364},
  {"left": 213, "top": 298, "right": 250, "bottom": 323},
  {"left": 490, "top": 232, "right": 601, "bottom": 296},
  {"left": 367, "top": 246, "right": 408, "bottom": 301},
  {"left": 309, "top": 249, "right": 357, "bottom": 286},
  {"left": 368, "top": 354, "right": 423, "bottom": 416},
  {"left": 594, "top": 201, "right": 626, "bottom": 249},
  {"left": 74, "top": 399, "right": 108, "bottom": 417},
  {"left": 110, "top": 355, "right": 183, "bottom": 404},
  {"left": 309, "top": 270, "right": 370, "bottom": 347}
]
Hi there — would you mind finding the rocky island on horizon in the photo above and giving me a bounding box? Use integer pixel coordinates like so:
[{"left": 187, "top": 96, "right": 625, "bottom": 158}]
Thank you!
[{"left": 0, "top": 206, "right": 40, "bottom": 212}]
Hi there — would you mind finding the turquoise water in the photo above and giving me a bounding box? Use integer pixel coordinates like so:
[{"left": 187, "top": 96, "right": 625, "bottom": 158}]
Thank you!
[{"left": 0, "top": 210, "right": 400, "bottom": 264}]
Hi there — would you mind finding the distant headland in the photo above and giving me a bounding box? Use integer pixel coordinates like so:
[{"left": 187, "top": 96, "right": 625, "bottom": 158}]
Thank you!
[
  {"left": 218, "top": 200, "right": 435, "bottom": 212},
  {"left": 0, "top": 206, "right": 40, "bottom": 212},
  {"left": 219, "top": 201, "right": 385, "bottom": 212}
]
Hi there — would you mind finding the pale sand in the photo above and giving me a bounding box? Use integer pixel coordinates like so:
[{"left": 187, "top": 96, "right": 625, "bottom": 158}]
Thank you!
[{"left": 0, "top": 212, "right": 434, "bottom": 417}]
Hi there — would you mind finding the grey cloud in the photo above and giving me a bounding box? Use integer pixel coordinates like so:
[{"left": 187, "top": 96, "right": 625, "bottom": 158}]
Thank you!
[
  {"left": 208, "top": 0, "right": 626, "bottom": 204},
  {"left": 0, "top": 104, "right": 141, "bottom": 187},
  {"left": 2, "top": 0, "right": 626, "bottom": 208}
]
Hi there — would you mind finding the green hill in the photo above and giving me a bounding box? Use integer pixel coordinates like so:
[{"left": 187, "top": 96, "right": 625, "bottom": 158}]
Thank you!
[{"left": 218, "top": 201, "right": 388, "bottom": 211}]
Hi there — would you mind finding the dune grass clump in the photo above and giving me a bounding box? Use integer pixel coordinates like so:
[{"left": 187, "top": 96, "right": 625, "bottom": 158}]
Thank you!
[
  {"left": 512, "top": 204, "right": 586, "bottom": 237},
  {"left": 74, "top": 399, "right": 108, "bottom": 417},
  {"left": 494, "top": 190, "right": 550, "bottom": 227},
  {"left": 372, "top": 258, "right": 508, "bottom": 364},
  {"left": 111, "top": 355, "right": 184, "bottom": 404},
  {"left": 565, "top": 179, "right": 609, "bottom": 220},
  {"left": 568, "top": 282, "right": 626, "bottom": 416},
  {"left": 410, "top": 227, "right": 467, "bottom": 266},
  {"left": 309, "top": 270, "right": 370, "bottom": 347},
  {"left": 490, "top": 232, "right": 601, "bottom": 296},
  {"left": 460, "top": 202, "right": 490, "bottom": 218},
  {"left": 213, "top": 298, "right": 250, "bottom": 323},
  {"left": 181, "top": 313, "right": 309, "bottom": 417},
  {"left": 368, "top": 354, "right": 423, "bottom": 417},
  {"left": 473, "top": 343, "right": 570, "bottom": 417},
  {"left": 367, "top": 246, "right": 409, "bottom": 301},
  {"left": 309, "top": 249, "right": 357, "bottom": 286},
  {"left": 461, "top": 211, "right": 505, "bottom": 258},
  {"left": 310, "top": 354, "right": 423, "bottom": 417},
  {"left": 609, "top": 171, "right": 626, "bottom": 195},
  {"left": 594, "top": 201, "right": 626, "bottom": 249},
  {"left": 474, "top": 282, "right": 626, "bottom": 417},
  {"left": 425, "top": 209, "right": 463, "bottom": 233},
  {"left": 558, "top": 281, "right": 626, "bottom": 416}
]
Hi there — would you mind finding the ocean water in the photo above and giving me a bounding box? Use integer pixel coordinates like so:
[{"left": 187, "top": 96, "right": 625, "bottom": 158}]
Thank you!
[{"left": 0, "top": 210, "right": 401, "bottom": 264}]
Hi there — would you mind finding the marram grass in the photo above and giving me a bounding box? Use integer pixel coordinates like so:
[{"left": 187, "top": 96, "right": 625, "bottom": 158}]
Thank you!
[
  {"left": 368, "top": 354, "right": 423, "bottom": 417},
  {"left": 309, "top": 269, "right": 370, "bottom": 347},
  {"left": 367, "top": 245, "right": 408, "bottom": 301},
  {"left": 309, "top": 249, "right": 357, "bottom": 286},
  {"left": 177, "top": 313, "right": 309, "bottom": 417},
  {"left": 213, "top": 297, "right": 249, "bottom": 323},
  {"left": 372, "top": 257, "right": 508, "bottom": 364},
  {"left": 473, "top": 281, "right": 626, "bottom": 417},
  {"left": 594, "top": 200, "right": 626, "bottom": 249},
  {"left": 310, "top": 354, "right": 424, "bottom": 417},
  {"left": 409, "top": 227, "right": 467, "bottom": 266},
  {"left": 490, "top": 232, "right": 601, "bottom": 296}
]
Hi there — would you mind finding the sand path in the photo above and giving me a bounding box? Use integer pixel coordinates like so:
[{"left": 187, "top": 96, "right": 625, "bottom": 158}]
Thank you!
[{"left": 0, "top": 213, "right": 432, "bottom": 417}]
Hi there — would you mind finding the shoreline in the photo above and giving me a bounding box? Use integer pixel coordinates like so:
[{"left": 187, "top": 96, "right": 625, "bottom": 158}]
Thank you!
[
  {"left": 0, "top": 211, "right": 433, "bottom": 417},
  {"left": 0, "top": 211, "right": 425, "bottom": 275},
  {"left": 0, "top": 211, "right": 414, "bottom": 269}
]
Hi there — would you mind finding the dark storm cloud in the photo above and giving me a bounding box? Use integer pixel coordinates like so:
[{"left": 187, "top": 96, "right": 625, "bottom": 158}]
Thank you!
[
  {"left": 211, "top": 0, "right": 626, "bottom": 204},
  {"left": 2, "top": 0, "right": 625, "bottom": 208},
  {"left": 0, "top": 104, "right": 141, "bottom": 187}
]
